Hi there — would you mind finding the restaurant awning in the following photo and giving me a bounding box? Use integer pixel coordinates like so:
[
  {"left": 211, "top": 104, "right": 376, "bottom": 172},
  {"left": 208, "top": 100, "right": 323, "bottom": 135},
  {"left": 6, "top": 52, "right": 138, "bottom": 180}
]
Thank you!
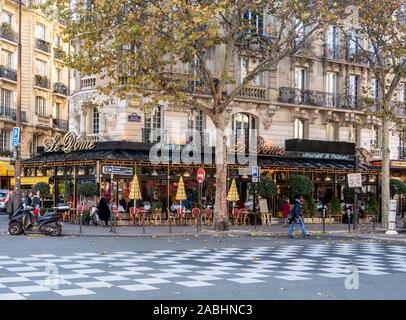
[
  {"left": 0, "top": 160, "right": 14, "bottom": 177},
  {"left": 10, "top": 176, "right": 50, "bottom": 186}
]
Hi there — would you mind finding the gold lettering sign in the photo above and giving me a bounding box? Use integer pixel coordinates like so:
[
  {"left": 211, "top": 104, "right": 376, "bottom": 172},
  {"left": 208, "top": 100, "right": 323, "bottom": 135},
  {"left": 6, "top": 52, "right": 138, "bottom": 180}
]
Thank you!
[
  {"left": 44, "top": 132, "right": 97, "bottom": 153},
  {"left": 227, "top": 136, "right": 285, "bottom": 155}
]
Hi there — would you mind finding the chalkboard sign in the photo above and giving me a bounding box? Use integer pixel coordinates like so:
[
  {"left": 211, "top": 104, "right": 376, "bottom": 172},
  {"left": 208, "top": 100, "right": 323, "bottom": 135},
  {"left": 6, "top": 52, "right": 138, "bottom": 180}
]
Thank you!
[{"left": 128, "top": 114, "right": 141, "bottom": 122}]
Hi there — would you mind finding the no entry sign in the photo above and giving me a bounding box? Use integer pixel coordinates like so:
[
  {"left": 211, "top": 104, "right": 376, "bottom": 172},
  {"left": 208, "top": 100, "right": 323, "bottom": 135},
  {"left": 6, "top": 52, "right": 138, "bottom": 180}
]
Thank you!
[{"left": 197, "top": 168, "right": 205, "bottom": 183}]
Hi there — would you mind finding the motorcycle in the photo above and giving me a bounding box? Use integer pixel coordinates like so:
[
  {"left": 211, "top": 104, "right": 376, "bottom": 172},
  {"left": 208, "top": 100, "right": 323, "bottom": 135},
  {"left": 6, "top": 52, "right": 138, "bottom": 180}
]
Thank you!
[{"left": 8, "top": 204, "right": 69, "bottom": 236}]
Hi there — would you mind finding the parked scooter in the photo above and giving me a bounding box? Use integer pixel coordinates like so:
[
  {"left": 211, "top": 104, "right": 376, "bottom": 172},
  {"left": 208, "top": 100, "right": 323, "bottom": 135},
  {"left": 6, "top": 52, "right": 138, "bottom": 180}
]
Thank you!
[{"left": 8, "top": 204, "right": 69, "bottom": 236}]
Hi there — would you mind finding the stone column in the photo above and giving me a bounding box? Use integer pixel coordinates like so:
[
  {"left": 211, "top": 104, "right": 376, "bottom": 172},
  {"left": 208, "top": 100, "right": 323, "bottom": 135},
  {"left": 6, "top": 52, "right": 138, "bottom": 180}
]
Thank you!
[{"left": 79, "top": 109, "right": 87, "bottom": 135}]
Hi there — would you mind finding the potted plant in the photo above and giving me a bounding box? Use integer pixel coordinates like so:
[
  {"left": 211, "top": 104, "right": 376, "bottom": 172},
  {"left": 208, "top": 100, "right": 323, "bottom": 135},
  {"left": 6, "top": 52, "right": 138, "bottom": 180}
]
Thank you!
[
  {"left": 328, "top": 196, "right": 342, "bottom": 223},
  {"left": 1, "top": 22, "right": 11, "bottom": 35},
  {"left": 302, "top": 197, "right": 316, "bottom": 222},
  {"left": 81, "top": 210, "right": 91, "bottom": 225},
  {"left": 77, "top": 181, "right": 98, "bottom": 207}
]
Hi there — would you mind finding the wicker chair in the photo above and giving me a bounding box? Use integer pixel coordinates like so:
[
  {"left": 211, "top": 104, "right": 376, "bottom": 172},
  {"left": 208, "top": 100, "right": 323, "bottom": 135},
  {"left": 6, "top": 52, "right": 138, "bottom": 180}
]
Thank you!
[
  {"left": 204, "top": 208, "right": 213, "bottom": 225},
  {"left": 190, "top": 208, "right": 201, "bottom": 226},
  {"left": 232, "top": 208, "right": 241, "bottom": 225}
]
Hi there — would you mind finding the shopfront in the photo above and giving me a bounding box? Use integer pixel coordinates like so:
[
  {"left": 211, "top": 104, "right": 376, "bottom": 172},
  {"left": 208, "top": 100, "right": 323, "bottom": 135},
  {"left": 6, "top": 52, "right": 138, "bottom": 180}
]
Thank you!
[{"left": 22, "top": 134, "right": 379, "bottom": 221}]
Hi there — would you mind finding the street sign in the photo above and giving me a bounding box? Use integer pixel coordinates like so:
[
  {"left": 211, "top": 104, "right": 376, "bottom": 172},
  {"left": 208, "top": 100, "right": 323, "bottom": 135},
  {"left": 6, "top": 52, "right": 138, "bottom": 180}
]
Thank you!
[
  {"left": 102, "top": 166, "right": 133, "bottom": 176},
  {"left": 197, "top": 168, "right": 205, "bottom": 184},
  {"left": 252, "top": 165, "right": 259, "bottom": 183},
  {"left": 12, "top": 127, "right": 20, "bottom": 147},
  {"left": 347, "top": 173, "right": 362, "bottom": 188}
]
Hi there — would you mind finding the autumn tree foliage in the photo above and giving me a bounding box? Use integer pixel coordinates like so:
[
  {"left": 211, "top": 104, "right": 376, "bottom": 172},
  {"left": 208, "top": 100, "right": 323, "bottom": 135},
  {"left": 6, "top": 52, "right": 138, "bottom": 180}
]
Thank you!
[{"left": 47, "top": 0, "right": 342, "bottom": 229}]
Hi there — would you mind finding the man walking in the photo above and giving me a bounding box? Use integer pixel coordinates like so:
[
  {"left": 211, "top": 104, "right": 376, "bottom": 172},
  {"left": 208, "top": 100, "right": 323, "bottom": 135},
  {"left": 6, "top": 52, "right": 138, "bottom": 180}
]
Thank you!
[{"left": 288, "top": 195, "right": 310, "bottom": 238}]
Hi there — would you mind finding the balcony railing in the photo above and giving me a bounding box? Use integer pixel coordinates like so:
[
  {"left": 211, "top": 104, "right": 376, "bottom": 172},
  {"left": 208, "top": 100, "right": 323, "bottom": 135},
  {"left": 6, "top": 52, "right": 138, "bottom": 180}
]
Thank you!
[
  {"left": 237, "top": 86, "right": 268, "bottom": 100},
  {"left": 278, "top": 87, "right": 362, "bottom": 110},
  {"left": 53, "top": 118, "right": 68, "bottom": 131},
  {"left": 53, "top": 82, "right": 68, "bottom": 96},
  {"left": 0, "top": 26, "right": 18, "bottom": 43},
  {"left": 399, "top": 147, "right": 406, "bottom": 160},
  {"left": 35, "top": 38, "right": 50, "bottom": 53},
  {"left": 34, "top": 75, "right": 50, "bottom": 89},
  {"left": 142, "top": 128, "right": 167, "bottom": 143},
  {"left": 54, "top": 48, "right": 64, "bottom": 60},
  {"left": 80, "top": 77, "right": 96, "bottom": 89},
  {"left": 371, "top": 148, "right": 382, "bottom": 158},
  {"left": 0, "top": 65, "right": 17, "bottom": 82},
  {"left": 324, "top": 44, "right": 371, "bottom": 65},
  {"left": 0, "top": 106, "right": 27, "bottom": 122}
]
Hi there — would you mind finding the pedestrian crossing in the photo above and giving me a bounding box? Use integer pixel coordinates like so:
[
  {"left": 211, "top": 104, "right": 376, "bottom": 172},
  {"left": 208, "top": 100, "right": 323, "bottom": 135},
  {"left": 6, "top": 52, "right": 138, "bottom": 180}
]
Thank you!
[{"left": 0, "top": 243, "right": 406, "bottom": 299}]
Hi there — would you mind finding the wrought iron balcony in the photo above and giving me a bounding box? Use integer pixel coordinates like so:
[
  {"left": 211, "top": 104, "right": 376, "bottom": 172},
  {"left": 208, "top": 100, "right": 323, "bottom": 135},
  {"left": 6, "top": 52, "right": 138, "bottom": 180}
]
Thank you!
[
  {"left": 34, "top": 74, "right": 50, "bottom": 89},
  {"left": 324, "top": 44, "right": 371, "bottom": 65},
  {"left": 0, "top": 25, "right": 18, "bottom": 43},
  {"left": 0, "top": 106, "right": 27, "bottom": 122},
  {"left": 278, "top": 87, "right": 362, "bottom": 110},
  {"left": 54, "top": 47, "right": 64, "bottom": 60},
  {"left": 53, "top": 118, "right": 68, "bottom": 131},
  {"left": 0, "top": 65, "right": 17, "bottom": 82},
  {"left": 142, "top": 128, "right": 167, "bottom": 143},
  {"left": 53, "top": 82, "right": 68, "bottom": 96},
  {"left": 35, "top": 38, "right": 50, "bottom": 53}
]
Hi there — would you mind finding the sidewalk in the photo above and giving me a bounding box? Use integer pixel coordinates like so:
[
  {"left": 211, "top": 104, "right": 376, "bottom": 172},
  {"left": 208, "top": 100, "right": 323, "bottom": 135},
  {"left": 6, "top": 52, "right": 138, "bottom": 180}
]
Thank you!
[{"left": 2, "top": 214, "right": 405, "bottom": 240}]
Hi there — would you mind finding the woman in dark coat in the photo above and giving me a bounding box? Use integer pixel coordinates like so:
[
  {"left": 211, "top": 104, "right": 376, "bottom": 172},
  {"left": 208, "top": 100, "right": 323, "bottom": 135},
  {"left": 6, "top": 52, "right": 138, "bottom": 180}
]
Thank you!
[{"left": 97, "top": 197, "right": 111, "bottom": 226}]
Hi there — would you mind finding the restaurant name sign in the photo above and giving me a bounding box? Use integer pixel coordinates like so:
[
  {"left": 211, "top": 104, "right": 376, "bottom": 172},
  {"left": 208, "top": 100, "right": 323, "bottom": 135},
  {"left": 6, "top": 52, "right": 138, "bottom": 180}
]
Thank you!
[
  {"left": 44, "top": 132, "right": 97, "bottom": 153},
  {"left": 227, "top": 136, "right": 285, "bottom": 155}
]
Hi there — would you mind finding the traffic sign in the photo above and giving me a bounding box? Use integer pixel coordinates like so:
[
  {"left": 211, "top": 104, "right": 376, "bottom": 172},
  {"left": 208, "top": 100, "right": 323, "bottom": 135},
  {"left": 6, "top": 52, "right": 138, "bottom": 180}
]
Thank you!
[
  {"left": 347, "top": 173, "right": 362, "bottom": 188},
  {"left": 252, "top": 166, "right": 259, "bottom": 183},
  {"left": 197, "top": 168, "right": 205, "bottom": 184},
  {"left": 102, "top": 166, "right": 133, "bottom": 175},
  {"left": 12, "top": 127, "right": 20, "bottom": 147}
]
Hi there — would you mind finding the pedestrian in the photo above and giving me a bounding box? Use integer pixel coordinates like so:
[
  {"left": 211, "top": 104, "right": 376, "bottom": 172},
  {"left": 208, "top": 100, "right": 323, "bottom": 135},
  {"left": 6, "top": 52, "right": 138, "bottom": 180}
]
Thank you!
[
  {"left": 97, "top": 197, "right": 111, "bottom": 226},
  {"left": 288, "top": 195, "right": 310, "bottom": 238},
  {"left": 282, "top": 198, "right": 291, "bottom": 228},
  {"left": 23, "top": 191, "right": 33, "bottom": 209},
  {"left": 32, "top": 190, "right": 41, "bottom": 226},
  {"left": 6, "top": 190, "right": 14, "bottom": 219}
]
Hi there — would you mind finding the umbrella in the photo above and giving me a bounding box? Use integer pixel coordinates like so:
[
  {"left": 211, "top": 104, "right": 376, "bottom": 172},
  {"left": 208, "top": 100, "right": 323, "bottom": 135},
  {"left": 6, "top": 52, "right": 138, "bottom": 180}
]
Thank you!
[
  {"left": 129, "top": 174, "right": 142, "bottom": 207},
  {"left": 227, "top": 178, "right": 240, "bottom": 218},
  {"left": 176, "top": 176, "right": 187, "bottom": 210}
]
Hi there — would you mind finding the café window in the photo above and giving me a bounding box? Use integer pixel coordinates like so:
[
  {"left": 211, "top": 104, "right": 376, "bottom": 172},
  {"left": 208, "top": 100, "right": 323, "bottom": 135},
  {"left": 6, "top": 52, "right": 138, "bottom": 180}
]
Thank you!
[
  {"left": 35, "top": 96, "right": 46, "bottom": 115},
  {"left": 294, "top": 118, "right": 308, "bottom": 139},
  {"left": 93, "top": 108, "right": 99, "bottom": 134},
  {"left": 232, "top": 113, "right": 258, "bottom": 147}
]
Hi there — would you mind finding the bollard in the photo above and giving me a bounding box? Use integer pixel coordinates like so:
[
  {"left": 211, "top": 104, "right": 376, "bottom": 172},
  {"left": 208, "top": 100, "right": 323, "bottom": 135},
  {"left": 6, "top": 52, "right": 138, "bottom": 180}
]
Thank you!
[
  {"left": 254, "top": 213, "right": 257, "bottom": 230},
  {"left": 79, "top": 213, "right": 82, "bottom": 235},
  {"left": 142, "top": 211, "right": 145, "bottom": 234},
  {"left": 110, "top": 210, "right": 113, "bottom": 233},
  {"left": 347, "top": 207, "right": 351, "bottom": 233},
  {"left": 169, "top": 212, "right": 172, "bottom": 234},
  {"left": 322, "top": 206, "right": 326, "bottom": 233},
  {"left": 113, "top": 215, "right": 116, "bottom": 233}
]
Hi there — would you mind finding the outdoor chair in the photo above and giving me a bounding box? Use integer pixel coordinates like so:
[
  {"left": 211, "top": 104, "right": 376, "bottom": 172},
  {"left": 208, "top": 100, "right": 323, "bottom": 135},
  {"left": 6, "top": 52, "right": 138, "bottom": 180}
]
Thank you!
[
  {"left": 177, "top": 207, "right": 186, "bottom": 225},
  {"left": 115, "top": 212, "right": 131, "bottom": 225},
  {"left": 232, "top": 208, "right": 241, "bottom": 225},
  {"left": 166, "top": 208, "right": 176, "bottom": 226},
  {"left": 204, "top": 208, "right": 213, "bottom": 225},
  {"left": 190, "top": 208, "right": 201, "bottom": 226},
  {"left": 152, "top": 208, "right": 162, "bottom": 225},
  {"left": 240, "top": 208, "right": 249, "bottom": 225},
  {"left": 129, "top": 207, "right": 138, "bottom": 226},
  {"left": 137, "top": 207, "right": 148, "bottom": 225}
]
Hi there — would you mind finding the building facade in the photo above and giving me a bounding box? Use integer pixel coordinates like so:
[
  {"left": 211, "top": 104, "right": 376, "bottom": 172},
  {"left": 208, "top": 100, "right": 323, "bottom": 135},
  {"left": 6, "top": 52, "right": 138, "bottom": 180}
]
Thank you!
[
  {"left": 22, "top": 7, "right": 406, "bottom": 220},
  {"left": 0, "top": 0, "right": 70, "bottom": 188}
]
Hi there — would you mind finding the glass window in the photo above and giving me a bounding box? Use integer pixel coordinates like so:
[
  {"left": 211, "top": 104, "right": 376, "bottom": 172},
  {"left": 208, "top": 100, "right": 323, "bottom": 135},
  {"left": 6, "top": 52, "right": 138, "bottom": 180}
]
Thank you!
[
  {"left": 243, "top": 10, "right": 264, "bottom": 34},
  {"left": 36, "top": 59, "right": 46, "bottom": 76},
  {"left": 238, "top": 56, "right": 264, "bottom": 86},
  {"left": 93, "top": 108, "right": 99, "bottom": 134},
  {"left": 144, "top": 106, "right": 163, "bottom": 143},
  {"left": 295, "top": 67, "right": 306, "bottom": 90},
  {"left": 1, "top": 50, "right": 13, "bottom": 69},
  {"left": 187, "top": 110, "right": 203, "bottom": 143},
  {"left": 0, "top": 130, "right": 10, "bottom": 152},
  {"left": 30, "top": 134, "right": 38, "bottom": 156},
  {"left": 2, "top": 11, "right": 12, "bottom": 25},
  {"left": 1, "top": 89, "right": 12, "bottom": 108},
  {"left": 55, "top": 68, "right": 62, "bottom": 83},
  {"left": 371, "top": 78, "right": 379, "bottom": 99},
  {"left": 35, "top": 23, "right": 46, "bottom": 41},
  {"left": 35, "top": 96, "right": 46, "bottom": 115}
]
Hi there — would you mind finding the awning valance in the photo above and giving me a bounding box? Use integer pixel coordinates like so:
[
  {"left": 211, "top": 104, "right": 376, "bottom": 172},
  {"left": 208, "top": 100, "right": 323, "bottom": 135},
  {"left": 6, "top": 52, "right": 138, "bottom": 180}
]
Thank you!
[
  {"left": 10, "top": 176, "right": 50, "bottom": 186},
  {"left": 0, "top": 160, "right": 14, "bottom": 177}
]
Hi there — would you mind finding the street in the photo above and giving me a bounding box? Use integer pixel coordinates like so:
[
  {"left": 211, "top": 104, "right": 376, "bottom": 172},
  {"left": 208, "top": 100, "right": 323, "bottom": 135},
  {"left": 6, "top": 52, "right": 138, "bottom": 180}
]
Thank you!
[{"left": 0, "top": 233, "right": 406, "bottom": 300}]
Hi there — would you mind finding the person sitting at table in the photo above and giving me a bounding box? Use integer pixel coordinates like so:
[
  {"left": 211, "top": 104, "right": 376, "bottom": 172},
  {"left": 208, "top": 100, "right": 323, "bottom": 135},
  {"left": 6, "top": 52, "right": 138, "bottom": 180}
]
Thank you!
[{"left": 118, "top": 194, "right": 128, "bottom": 213}]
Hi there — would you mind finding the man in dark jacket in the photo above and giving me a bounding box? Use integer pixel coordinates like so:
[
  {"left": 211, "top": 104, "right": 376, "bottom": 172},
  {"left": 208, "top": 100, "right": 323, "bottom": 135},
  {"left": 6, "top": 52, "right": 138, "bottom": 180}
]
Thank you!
[{"left": 287, "top": 196, "right": 310, "bottom": 238}]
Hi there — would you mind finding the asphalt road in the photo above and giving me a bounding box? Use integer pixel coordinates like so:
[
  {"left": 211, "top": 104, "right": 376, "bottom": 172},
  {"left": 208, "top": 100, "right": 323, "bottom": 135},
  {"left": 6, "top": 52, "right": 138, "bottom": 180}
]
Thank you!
[{"left": 0, "top": 233, "right": 406, "bottom": 300}]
